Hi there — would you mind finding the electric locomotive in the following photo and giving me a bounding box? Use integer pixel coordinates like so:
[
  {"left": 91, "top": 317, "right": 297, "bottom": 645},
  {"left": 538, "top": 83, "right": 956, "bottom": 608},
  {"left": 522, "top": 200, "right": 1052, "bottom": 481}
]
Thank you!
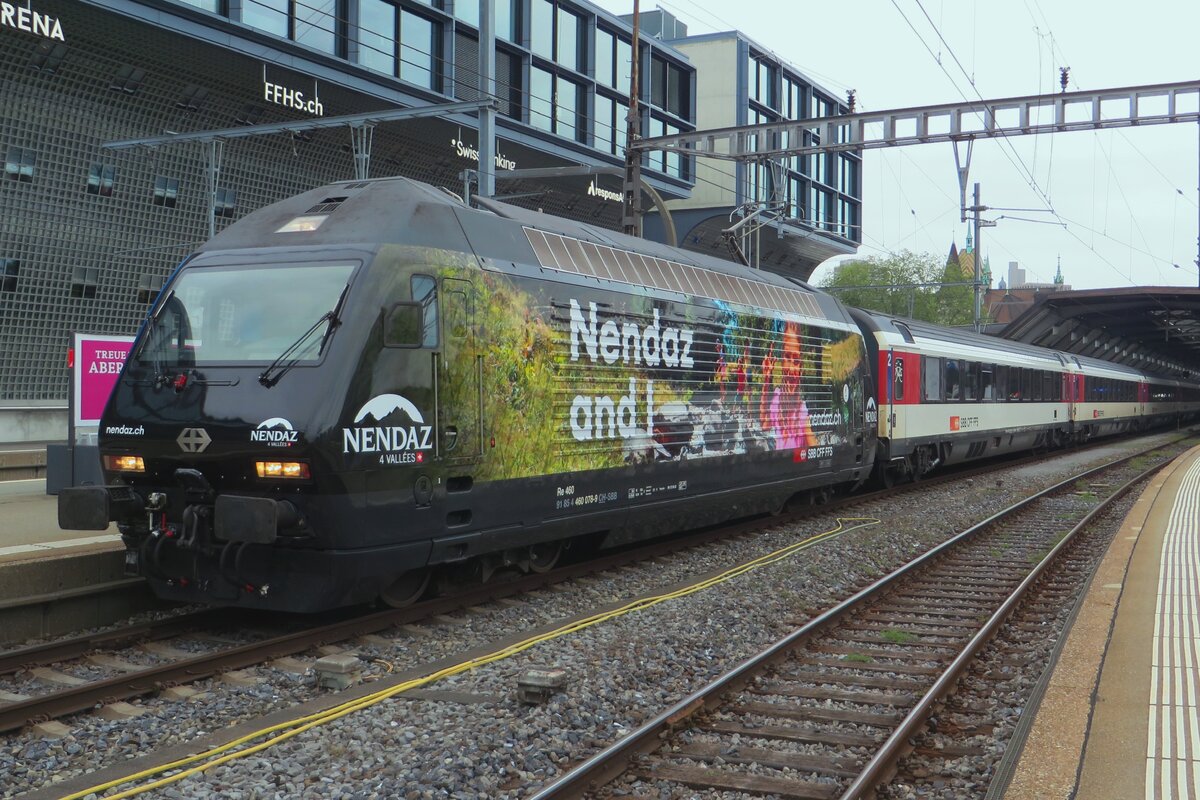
[{"left": 59, "top": 177, "right": 878, "bottom": 612}]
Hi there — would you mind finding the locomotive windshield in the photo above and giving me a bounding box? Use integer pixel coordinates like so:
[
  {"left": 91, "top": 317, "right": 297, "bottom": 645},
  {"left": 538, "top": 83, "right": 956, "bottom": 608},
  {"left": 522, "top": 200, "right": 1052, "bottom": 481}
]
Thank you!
[{"left": 134, "top": 263, "right": 355, "bottom": 366}]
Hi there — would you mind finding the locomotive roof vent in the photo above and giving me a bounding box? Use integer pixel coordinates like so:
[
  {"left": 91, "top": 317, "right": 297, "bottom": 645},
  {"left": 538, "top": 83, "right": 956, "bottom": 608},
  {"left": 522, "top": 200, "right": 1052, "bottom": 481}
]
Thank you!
[{"left": 306, "top": 196, "right": 349, "bottom": 214}]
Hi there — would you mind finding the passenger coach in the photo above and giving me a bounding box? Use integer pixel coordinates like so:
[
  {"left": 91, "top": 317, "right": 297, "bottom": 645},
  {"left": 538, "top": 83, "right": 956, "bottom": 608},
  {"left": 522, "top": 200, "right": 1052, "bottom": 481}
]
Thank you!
[{"left": 850, "top": 309, "right": 1198, "bottom": 485}]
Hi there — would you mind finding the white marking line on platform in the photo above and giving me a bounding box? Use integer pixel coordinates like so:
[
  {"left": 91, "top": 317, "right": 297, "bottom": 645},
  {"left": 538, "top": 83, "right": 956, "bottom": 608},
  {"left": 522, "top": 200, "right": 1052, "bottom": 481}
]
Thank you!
[
  {"left": 1149, "top": 457, "right": 1200, "bottom": 800},
  {"left": 0, "top": 534, "right": 120, "bottom": 558}
]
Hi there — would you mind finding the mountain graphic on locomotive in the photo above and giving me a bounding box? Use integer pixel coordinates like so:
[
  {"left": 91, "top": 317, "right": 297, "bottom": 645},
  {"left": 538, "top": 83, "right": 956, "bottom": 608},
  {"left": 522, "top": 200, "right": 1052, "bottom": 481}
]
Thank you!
[{"left": 58, "top": 177, "right": 1200, "bottom": 612}]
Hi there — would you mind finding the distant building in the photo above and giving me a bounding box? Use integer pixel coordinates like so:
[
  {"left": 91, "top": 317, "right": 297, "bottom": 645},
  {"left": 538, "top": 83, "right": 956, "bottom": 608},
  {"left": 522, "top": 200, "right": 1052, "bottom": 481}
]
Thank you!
[
  {"left": 946, "top": 230, "right": 990, "bottom": 288},
  {"left": 985, "top": 258, "right": 1071, "bottom": 324},
  {"left": 631, "top": 10, "right": 862, "bottom": 282}
]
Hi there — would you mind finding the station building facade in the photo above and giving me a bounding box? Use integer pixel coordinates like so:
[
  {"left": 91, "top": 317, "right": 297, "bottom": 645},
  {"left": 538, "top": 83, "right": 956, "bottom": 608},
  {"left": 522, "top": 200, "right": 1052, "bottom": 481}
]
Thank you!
[
  {"left": 0, "top": 0, "right": 861, "bottom": 441},
  {"left": 632, "top": 13, "right": 862, "bottom": 281}
]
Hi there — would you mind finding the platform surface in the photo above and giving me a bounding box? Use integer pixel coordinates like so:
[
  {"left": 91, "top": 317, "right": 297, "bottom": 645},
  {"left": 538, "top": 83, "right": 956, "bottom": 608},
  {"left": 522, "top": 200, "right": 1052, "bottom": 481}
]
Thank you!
[
  {"left": 0, "top": 479, "right": 119, "bottom": 563},
  {"left": 1005, "top": 443, "right": 1200, "bottom": 799}
]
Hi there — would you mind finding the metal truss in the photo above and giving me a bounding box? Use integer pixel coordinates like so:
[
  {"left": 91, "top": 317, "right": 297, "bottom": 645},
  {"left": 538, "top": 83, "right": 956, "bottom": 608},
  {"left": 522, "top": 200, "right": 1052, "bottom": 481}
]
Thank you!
[{"left": 634, "top": 79, "right": 1200, "bottom": 160}]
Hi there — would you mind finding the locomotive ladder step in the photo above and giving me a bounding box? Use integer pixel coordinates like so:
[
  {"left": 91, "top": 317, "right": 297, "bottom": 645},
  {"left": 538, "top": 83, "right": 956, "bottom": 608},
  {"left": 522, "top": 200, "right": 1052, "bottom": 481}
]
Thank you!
[
  {"left": 699, "top": 719, "right": 883, "bottom": 748},
  {"left": 667, "top": 740, "right": 862, "bottom": 778},
  {"left": 730, "top": 700, "right": 903, "bottom": 727},
  {"left": 635, "top": 762, "right": 838, "bottom": 799},
  {"left": 749, "top": 683, "right": 916, "bottom": 707}
]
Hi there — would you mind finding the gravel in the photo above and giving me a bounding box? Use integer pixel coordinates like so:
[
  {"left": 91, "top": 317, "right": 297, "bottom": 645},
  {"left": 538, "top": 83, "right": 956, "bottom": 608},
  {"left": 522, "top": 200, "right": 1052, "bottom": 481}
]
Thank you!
[{"left": 0, "top": 432, "right": 1186, "bottom": 800}]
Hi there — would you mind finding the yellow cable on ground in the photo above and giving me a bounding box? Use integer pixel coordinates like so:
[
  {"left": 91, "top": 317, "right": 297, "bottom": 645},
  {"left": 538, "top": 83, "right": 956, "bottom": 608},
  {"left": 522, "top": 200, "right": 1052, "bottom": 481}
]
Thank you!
[{"left": 62, "top": 516, "right": 880, "bottom": 800}]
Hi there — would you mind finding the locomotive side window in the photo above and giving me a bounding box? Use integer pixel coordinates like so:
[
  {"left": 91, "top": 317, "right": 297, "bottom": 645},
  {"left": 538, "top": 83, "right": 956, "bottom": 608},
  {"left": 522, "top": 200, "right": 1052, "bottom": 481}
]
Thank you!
[
  {"left": 413, "top": 275, "right": 439, "bottom": 347},
  {"left": 943, "top": 359, "right": 961, "bottom": 401},
  {"left": 922, "top": 357, "right": 942, "bottom": 402},
  {"left": 384, "top": 275, "right": 438, "bottom": 348}
]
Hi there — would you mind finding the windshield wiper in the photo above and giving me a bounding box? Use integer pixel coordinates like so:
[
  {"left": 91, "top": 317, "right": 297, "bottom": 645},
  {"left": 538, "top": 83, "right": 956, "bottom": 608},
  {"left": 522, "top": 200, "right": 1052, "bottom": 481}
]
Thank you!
[{"left": 258, "top": 310, "right": 341, "bottom": 388}]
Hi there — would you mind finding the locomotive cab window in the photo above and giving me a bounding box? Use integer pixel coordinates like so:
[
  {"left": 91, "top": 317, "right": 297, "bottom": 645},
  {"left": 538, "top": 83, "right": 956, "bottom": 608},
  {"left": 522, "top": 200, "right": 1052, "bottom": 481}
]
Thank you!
[{"left": 135, "top": 262, "right": 355, "bottom": 366}]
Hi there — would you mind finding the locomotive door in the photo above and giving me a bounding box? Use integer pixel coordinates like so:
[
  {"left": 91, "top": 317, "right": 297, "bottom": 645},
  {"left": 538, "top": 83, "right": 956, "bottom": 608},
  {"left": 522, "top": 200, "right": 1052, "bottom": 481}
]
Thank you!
[{"left": 437, "top": 278, "right": 483, "bottom": 463}]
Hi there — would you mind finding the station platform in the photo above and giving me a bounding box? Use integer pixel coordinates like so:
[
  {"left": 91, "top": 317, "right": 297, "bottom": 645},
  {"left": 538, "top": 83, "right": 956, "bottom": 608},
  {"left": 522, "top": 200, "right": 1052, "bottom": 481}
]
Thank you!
[
  {"left": 1003, "top": 443, "right": 1200, "bottom": 800},
  {"left": 0, "top": 478, "right": 120, "bottom": 564}
]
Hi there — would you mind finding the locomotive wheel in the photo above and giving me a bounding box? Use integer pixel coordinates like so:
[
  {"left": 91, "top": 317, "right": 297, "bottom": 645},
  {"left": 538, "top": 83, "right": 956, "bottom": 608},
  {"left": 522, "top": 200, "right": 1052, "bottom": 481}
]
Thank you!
[
  {"left": 527, "top": 541, "right": 563, "bottom": 574},
  {"left": 380, "top": 568, "right": 432, "bottom": 608},
  {"left": 879, "top": 465, "right": 897, "bottom": 489}
]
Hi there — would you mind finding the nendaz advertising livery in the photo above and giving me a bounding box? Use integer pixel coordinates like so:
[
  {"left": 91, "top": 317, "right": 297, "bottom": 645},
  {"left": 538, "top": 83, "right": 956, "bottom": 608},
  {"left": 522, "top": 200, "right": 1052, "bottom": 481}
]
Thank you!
[
  {"left": 56, "top": 177, "right": 875, "bottom": 612},
  {"left": 59, "top": 177, "right": 1195, "bottom": 614}
]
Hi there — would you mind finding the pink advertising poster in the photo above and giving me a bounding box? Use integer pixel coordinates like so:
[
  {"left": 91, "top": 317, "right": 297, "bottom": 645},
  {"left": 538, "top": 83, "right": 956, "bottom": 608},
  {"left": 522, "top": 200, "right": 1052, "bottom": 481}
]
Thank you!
[{"left": 72, "top": 333, "right": 136, "bottom": 427}]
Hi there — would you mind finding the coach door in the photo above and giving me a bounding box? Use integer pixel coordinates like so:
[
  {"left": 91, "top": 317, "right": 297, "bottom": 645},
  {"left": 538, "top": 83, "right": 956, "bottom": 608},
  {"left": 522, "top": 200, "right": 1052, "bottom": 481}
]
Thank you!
[{"left": 437, "top": 278, "right": 483, "bottom": 463}]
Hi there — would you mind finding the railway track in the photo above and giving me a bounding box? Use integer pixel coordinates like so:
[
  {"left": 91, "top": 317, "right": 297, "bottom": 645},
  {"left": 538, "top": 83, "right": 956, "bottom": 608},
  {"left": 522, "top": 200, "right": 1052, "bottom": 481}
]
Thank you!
[
  {"left": 0, "top": 435, "right": 1182, "bottom": 739},
  {"left": 527, "top": 443, "right": 1177, "bottom": 800}
]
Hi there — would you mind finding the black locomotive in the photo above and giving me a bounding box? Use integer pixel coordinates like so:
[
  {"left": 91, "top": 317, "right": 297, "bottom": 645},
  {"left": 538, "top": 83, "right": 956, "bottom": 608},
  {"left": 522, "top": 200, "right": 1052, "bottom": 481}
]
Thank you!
[{"left": 59, "top": 177, "right": 878, "bottom": 611}]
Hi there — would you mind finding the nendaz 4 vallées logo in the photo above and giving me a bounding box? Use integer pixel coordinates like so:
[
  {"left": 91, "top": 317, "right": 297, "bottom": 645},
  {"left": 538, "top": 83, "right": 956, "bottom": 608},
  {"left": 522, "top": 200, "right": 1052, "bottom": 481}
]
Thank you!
[
  {"left": 251, "top": 417, "right": 300, "bottom": 447},
  {"left": 342, "top": 394, "right": 434, "bottom": 465}
]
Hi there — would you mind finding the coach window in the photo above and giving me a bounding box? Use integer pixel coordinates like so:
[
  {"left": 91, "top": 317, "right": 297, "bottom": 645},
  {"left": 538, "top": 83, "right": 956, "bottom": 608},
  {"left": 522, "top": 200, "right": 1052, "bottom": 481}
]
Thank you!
[
  {"left": 1044, "top": 371, "right": 1057, "bottom": 401},
  {"left": 981, "top": 364, "right": 995, "bottom": 400},
  {"left": 922, "top": 356, "right": 942, "bottom": 402},
  {"left": 944, "top": 359, "right": 961, "bottom": 401},
  {"left": 964, "top": 362, "right": 979, "bottom": 401},
  {"left": 995, "top": 365, "right": 1009, "bottom": 400},
  {"left": 892, "top": 356, "right": 905, "bottom": 401}
]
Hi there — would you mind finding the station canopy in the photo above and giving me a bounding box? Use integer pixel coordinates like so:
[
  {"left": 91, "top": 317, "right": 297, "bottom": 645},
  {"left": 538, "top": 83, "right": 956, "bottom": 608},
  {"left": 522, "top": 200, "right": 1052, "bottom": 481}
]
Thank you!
[{"left": 1000, "top": 287, "right": 1200, "bottom": 381}]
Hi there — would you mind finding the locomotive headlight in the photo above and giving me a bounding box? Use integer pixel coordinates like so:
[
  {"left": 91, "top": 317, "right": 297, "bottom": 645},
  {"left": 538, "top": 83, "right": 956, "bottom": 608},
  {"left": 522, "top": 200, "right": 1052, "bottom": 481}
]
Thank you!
[
  {"left": 104, "top": 455, "right": 145, "bottom": 473},
  {"left": 255, "top": 460, "right": 311, "bottom": 480}
]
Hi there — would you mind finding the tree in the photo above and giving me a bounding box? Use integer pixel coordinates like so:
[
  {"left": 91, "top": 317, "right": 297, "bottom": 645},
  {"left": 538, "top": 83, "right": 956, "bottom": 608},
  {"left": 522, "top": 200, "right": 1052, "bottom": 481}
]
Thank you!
[{"left": 818, "top": 250, "right": 979, "bottom": 326}]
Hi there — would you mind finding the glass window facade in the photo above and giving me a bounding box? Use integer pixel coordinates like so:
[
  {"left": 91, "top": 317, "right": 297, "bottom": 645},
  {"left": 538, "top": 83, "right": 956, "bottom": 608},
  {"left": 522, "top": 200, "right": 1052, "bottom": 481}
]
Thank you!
[
  {"left": 359, "top": 0, "right": 396, "bottom": 74},
  {"left": 5, "top": 147, "right": 36, "bottom": 183},
  {"left": 293, "top": 0, "right": 337, "bottom": 54},
  {"left": 153, "top": 176, "right": 180, "bottom": 208},
  {"left": 742, "top": 50, "right": 860, "bottom": 243},
  {"left": 0, "top": 259, "right": 18, "bottom": 294},
  {"left": 399, "top": 10, "right": 436, "bottom": 89},
  {"left": 87, "top": 164, "right": 116, "bottom": 197},
  {"left": 242, "top": 0, "right": 289, "bottom": 36}
]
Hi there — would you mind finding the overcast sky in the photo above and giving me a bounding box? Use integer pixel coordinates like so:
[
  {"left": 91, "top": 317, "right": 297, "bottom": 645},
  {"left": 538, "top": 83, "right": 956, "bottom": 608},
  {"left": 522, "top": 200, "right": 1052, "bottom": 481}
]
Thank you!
[{"left": 590, "top": 0, "right": 1200, "bottom": 290}]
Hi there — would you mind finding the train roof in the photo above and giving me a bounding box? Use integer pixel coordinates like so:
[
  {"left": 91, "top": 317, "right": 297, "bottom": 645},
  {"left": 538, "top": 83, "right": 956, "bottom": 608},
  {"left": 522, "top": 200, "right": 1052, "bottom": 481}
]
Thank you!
[
  {"left": 199, "top": 176, "right": 852, "bottom": 324},
  {"left": 850, "top": 308, "right": 1146, "bottom": 377}
]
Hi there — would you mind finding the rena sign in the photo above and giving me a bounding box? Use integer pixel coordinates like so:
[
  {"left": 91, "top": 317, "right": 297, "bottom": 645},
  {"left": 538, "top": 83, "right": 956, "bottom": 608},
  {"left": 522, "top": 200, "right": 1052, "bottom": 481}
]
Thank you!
[
  {"left": 72, "top": 333, "right": 135, "bottom": 428},
  {"left": 0, "top": 3, "right": 64, "bottom": 41}
]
